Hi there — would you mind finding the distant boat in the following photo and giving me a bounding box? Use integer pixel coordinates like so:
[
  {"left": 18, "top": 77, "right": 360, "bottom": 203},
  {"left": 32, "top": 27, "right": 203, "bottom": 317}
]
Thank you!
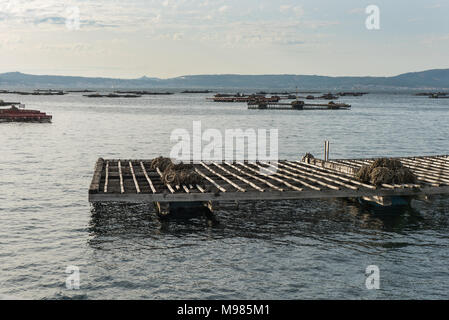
[{"left": 0, "top": 104, "right": 52, "bottom": 123}]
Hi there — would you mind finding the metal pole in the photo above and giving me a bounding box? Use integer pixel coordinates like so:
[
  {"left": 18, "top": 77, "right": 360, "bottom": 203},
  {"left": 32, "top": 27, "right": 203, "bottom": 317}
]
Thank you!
[
  {"left": 324, "top": 141, "right": 330, "bottom": 161},
  {"left": 324, "top": 141, "right": 327, "bottom": 161}
]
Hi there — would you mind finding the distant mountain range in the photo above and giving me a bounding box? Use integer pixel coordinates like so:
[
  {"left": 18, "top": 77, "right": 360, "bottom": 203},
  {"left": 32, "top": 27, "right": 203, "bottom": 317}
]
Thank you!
[{"left": 1, "top": 69, "right": 449, "bottom": 90}]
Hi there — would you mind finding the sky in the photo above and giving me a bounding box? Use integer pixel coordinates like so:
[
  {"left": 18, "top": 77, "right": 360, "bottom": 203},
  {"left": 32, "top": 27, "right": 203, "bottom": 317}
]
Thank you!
[{"left": 0, "top": 0, "right": 448, "bottom": 78}]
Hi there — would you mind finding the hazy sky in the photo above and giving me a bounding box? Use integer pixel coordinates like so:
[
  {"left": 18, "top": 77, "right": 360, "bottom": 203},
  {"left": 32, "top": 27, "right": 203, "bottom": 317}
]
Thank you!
[{"left": 0, "top": 0, "right": 448, "bottom": 78}]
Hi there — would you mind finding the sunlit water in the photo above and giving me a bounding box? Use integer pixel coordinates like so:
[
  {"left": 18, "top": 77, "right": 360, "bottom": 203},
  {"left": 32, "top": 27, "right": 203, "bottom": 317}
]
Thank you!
[{"left": 0, "top": 92, "right": 448, "bottom": 299}]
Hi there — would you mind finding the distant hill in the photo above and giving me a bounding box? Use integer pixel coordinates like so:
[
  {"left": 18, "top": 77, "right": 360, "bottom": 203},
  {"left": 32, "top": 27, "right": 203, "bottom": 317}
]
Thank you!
[{"left": 1, "top": 69, "right": 449, "bottom": 90}]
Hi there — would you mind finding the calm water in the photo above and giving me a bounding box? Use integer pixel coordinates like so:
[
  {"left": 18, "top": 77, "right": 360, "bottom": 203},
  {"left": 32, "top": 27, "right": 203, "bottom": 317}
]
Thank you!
[{"left": 0, "top": 91, "right": 448, "bottom": 299}]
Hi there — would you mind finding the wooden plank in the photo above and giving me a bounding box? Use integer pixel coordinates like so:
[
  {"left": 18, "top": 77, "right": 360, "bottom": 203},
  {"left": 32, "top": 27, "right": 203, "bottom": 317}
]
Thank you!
[
  {"left": 401, "top": 158, "right": 449, "bottom": 180},
  {"left": 236, "top": 162, "right": 303, "bottom": 192},
  {"left": 196, "top": 184, "right": 205, "bottom": 193},
  {"left": 200, "top": 162, "right": 246, "bottom": 192},
  {"left": 89, "top": 158, "right": 104, "bottom": 194},
  {"left": 281, "top": 161, "right": 358, "bottom": 190},
  {"left": 296, "top": 161, "right": 377, "bottom": 189},
  {"left": 89, "top": 185, "right": 449, "bottom": 203},
  {"left": 195, "top": 168, "right": 227, "bottom": 193},
  {"left": 140, "top": 162, "right": 156, "bottom": 193},
  {"left": 213, "top": 162, "right": 264, "bottom": 192},
  {"left": 224, "top": 161, "right": 284, "bottom": 192},
  {"left": 306, "top": 158, "right": 358, "bottom": 175},
  {"left": 257, "top": 162, "right": 323, "bottom": 191},
  {"left": 330, "top": 158, "right": 442, "bottom": 186},
  {"left": 408, "top": 157, "right": 449, "bottom": 173},
  {"left": 399, "top": 161, "right": 449, "bottom": 184},
  {"left": 129, "top": 161, "right": 141, "bottom": 193},
  {"left": 118, "top": 160, "right": 125, "bottom": 194},
  {"left": 103, "top": 161, "right": 109, "bottom": 193}
]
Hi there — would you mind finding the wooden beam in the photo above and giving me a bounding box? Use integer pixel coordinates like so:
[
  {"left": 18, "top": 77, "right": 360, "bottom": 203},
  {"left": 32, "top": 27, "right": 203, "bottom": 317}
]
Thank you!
[
  {"left": 103, "top": 161, "right": 109, "bottom": 193},
  {"left": 296, "top": 161, "right": 376, "bottom": 189},
  {"left": 213, "top": 162, "right": 264, "bottom": 192},
  {"left": 258, "top": 162, "right": 323, "bottom": 191},
  {"left": 129, "top": 161, "right": 141, "bottom": 193},
  {"left": 89, "top": 158, "right": 104, "bottom": 194},
  {"left": 118, "top": 160, "right": 124, "bottom": 194},
  {"left": 89, "top": 185, "right": 449, "bottom": 203},
  {"left": 236, "top": 162, "right": 303, "bottom": 192},
  {"left": 195, "top": 168, "right": 227, "bottom": 193},
  {"left": 281, "top": 161, "right": 358, "bottom": 190},
  {"left": 140, "top": 162, "right": 156, "bottom": 193},
  {"left": 224, "top": 161, "right": 283, "bottom": 192},
  {"left": 200, "top": 162, "right": 246, "bottom": 192}
]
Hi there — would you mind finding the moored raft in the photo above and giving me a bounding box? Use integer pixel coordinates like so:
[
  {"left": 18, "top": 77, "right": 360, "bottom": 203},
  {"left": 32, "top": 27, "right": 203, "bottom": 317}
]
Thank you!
[
  {"left": 0, "top": 105, "right": 52, "bottom": 123},
  {"left": 248, "top": 100, "right": 351, "bottom": 110},
  {"left": 88, "top": 155, "right": 449, "bottom": 211}
]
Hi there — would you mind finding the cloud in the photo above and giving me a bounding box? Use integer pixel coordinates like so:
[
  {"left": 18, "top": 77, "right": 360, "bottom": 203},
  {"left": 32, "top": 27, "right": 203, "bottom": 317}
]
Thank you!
[{"left": 0, "top": 0, "right": 338, "bottom": 50}]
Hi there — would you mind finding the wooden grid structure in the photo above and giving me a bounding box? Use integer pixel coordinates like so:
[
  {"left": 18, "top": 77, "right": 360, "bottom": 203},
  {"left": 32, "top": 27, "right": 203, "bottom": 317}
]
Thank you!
[{"left": 88, "top": 155, "right": 449, "bottom": 203}]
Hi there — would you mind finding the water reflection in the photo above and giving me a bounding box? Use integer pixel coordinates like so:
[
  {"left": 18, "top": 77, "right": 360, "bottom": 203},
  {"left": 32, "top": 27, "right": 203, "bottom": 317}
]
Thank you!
[{"left": 88, "top": 197, "right": 449, "bottom": 248}]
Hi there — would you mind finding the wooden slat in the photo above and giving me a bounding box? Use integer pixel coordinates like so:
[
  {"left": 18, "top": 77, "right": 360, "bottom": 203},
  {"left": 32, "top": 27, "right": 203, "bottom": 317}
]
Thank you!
[
  {"left": 295, "top": 161, "right": 377, "bottom": 189},
  {"left": 140, "top": 162, "right": 156, "bottom": 193},
  {"left": 273, "top": 161, "right": 343, "bottom": 190},
  {"left": 195, "top": 168, "right": 226, "bottom": 192},
  {"left": 258, "top": 162, "right": 323, "bottom": 191},
  {"left": 408, "top": 157, "right": 449, "bottom": 173},
  {"left": 213, "top": 162, "right": 264, "bottom": 192},
  {"left": 224, "top": 162, "right": 284, "bottom": 192},
  {"left": 103, "top": 161, "right": 109, "bottom": 193},
  {"left": 200, "top": 162, "right": 246, "bottom": 192},
  {"left": 89, "top": 158, "right": 104, "bottom": 194},
  {"left": 237, "top": 162, "right": 303, "bottom": 192},
  {"left": 196, "top": 184, "right": 205, "bottom": 193},
  {"left": 281, "top": 161, "right": 358, "bottom": 190},
  {"left": 195, "top": 168, "right": 227, "bottom": 193},
  {"left": 401, "top": 159, "right": 449, "bottom": 180},
  {"left": 118, "top": 160, "right": 124, "bottom": 194},
  {"left": 129, "top": 161, "right": 141, "bottom": 193}
]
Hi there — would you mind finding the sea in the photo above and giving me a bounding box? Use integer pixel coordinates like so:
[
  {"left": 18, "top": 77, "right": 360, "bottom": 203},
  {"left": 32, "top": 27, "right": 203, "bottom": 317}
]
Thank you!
[{"left": 0, "top": 90, "right": 448, "bottom": 299}]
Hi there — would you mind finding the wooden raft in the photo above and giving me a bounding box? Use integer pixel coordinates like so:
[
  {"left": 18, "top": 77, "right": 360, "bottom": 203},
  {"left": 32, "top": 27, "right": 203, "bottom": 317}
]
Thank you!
[{"left": 88, "top": 155, "right": 449, "bottom": 203}]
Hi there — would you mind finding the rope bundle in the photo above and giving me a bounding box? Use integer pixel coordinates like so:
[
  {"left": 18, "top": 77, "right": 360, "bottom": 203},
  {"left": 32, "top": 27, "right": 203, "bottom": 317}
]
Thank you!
[
  {"left": 150, "top": 157, "right": 203, "bottom": 186},
  {"left": 356, "top": 158, "right": 417, "bottom": 186}
]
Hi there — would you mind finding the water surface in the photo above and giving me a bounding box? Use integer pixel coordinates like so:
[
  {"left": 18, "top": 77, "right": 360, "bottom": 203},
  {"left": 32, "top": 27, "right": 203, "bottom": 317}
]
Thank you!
[{"left": 0, "top": 92, "right": 448, "bottom": 299}]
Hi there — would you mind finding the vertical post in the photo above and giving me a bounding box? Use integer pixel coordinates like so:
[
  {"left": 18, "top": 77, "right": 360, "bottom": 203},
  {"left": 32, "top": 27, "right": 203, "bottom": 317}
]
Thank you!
[
  {"left": 324, "top": 141, "right": 326, "bottom": 161},
  {"left": 327, "top": 141, "right": 330, "bottom": 161},
  {"left": 324, "top": 141, "right": 330, "bottom": 161}
]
